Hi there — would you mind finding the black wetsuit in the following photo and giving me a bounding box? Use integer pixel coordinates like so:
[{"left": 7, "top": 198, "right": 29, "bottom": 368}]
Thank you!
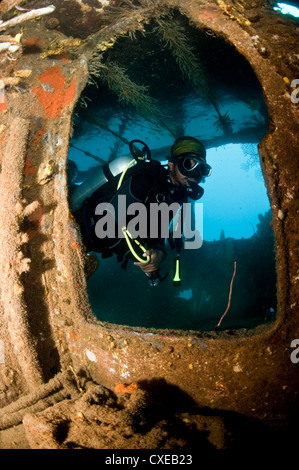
[{"left": 74, "top": 160, "right": 187, "bottom": 263}]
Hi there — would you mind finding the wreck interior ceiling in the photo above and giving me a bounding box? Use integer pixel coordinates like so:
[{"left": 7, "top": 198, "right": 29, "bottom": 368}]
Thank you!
[{"left": 0, "top": 0, "right": 298, "bottom": 451}]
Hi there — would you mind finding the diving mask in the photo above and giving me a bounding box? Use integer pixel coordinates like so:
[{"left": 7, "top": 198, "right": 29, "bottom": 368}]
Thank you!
[{"left": 177, "top": 153, "right": 212, "bottom": 181}]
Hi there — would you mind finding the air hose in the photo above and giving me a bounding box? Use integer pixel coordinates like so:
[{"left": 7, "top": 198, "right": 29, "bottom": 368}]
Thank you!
[
  {"left": 122, "top": 227, "right": 150, "bottom": 264},
  {"left": 118, "top": 141, "right": 165, "bottom": 287},
  {"left": 117, "top": 152, "right": 150, "bottom": 265},
  {"left": 117, "top": 158, "right": 136, "bottom": 191}
]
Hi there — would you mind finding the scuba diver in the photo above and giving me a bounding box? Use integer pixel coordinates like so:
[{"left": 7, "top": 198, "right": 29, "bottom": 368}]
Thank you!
[{"left": 69, "top": 136, "right": 211, "bottom": 286}]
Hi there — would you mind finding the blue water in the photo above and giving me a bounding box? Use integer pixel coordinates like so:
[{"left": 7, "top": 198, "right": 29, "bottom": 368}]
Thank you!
[{"left": 202, "top": 144, "right": 270, "bottom": 241}]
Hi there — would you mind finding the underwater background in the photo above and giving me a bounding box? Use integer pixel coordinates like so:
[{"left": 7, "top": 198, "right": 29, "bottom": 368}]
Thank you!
[{"left": 67, "top": 11, "right": 277, "bottom": 331}]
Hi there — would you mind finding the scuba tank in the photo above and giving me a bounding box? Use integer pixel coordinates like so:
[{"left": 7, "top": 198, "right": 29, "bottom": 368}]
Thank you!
[{"left": 70, "top": 155, "right": 137, "bottom": 213}]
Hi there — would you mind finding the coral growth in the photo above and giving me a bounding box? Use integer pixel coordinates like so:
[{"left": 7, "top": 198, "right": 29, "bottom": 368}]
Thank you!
[
  {"left": 154, "top": 16, "right": 210, "bottom": 100},
  {"left": 154, "top": 15, "right": 233, "bottom": 135},
  {"left": 96, "top": 61, "right": 173, "bottom": 133},
  {"left": 86, "top": 10, "right": 234, "bottom": 137}
]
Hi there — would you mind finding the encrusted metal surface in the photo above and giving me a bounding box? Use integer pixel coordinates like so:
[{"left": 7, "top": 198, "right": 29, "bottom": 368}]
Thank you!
[{"left": 0, "top": 0, "right": 298, "bottom": 449}]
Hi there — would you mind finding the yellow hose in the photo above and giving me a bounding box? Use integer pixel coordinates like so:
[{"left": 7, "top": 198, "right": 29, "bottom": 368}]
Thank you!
[
  {"left": 122, "top": 227, "right": 150, "bottom": 264},
  {"left": 117, "top": 158, "right": 150, "bottom": 264},
  {"left": 117, "top": 158, "right": 136, "bottom": 190}
]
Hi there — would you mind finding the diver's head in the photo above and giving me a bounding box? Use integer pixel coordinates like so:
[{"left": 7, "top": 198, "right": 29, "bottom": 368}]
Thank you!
[{"left": 168, "top": 136, "right": 211, "bottom": 188}]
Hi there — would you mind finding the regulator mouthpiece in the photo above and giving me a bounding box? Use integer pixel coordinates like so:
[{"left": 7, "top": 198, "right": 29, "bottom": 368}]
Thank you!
[{"left": 186, "top": 182, "right": 204, "bottom": 200}]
